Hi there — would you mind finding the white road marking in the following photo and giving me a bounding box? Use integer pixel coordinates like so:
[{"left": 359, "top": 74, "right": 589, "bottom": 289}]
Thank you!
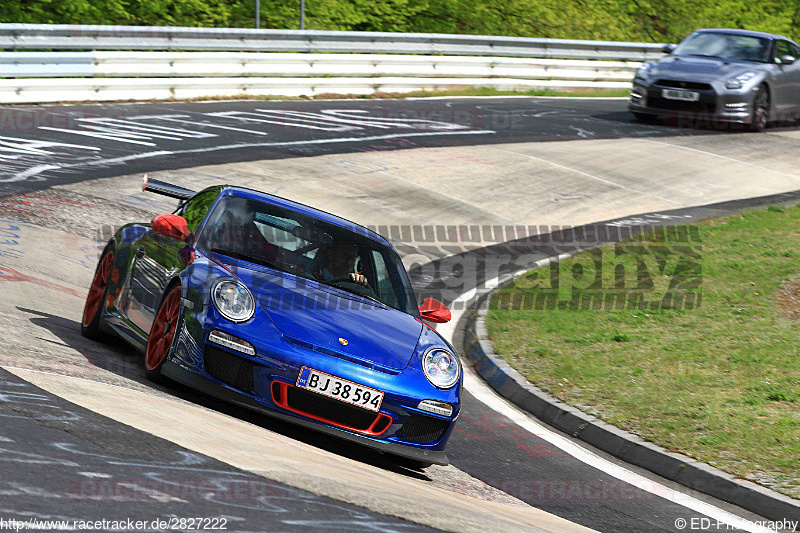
[
  {"left": 258, "top": 109, "right": 387, "bottom": 129},
  {"left": 495, "top": 147, "right": 685, "bottom": 206},
  {"left": 373, "top": 168, "right": 517, "bottom": 224},
  {"left": 0, "top": 447, "right": 80, "bottom": 467},
  {"left": 77, "top": 472, "right": 113, "bottom": 478},
  {"left": 639, "top": 139, "right": 800, "bottom": 184},
  {"left": 85, "top": 118, "right": 218, "bottom": 138},
  {"left": 437, "top": 264, "right": 776, "bottom": 533},
  {"left": 320, "top": 109, "right": 469, "bottom": 130},
  {"left": 128, "top": 115, "right": 270, "bottom": 136},
  {"left": 39, "top": 126, "right": 161, "bottom": 146},
  {"left": 1, "top": 130, "right": 494, "bottom": 182},
  {"left": 116, "top": 482, "right": 188, "bottom": 503},
  {"left": 2, "top": 165, "right": 62, "bottom": 181},
  {"left": 0, "top": 136, "right": 100, "bottom": 155},
  {"left": 206, "top": 111, "right": 357, "bottom": 132},
  {"left": 462, "top": 367, "right": 776, "bottom": 533},
  {"left": 40, "top": 117, "right": 220, "bottom": 146}
]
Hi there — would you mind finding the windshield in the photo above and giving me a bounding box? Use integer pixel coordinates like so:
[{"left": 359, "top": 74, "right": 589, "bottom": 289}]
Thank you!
[
  {"left": 196, "top": 195, "right": 420, "bottom": 316},
  {"left": 673, "top": 32, "right": 771, "bottom": 62}
]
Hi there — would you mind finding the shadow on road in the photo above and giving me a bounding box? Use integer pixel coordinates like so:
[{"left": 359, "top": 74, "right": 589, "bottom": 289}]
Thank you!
[{"left": 16, "top": 306, "right": 433, "bottom": 479}]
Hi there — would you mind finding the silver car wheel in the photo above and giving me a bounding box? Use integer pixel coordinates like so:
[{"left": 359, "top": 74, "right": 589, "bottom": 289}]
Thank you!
[{"left": 751, "top": 87, "right": 769, "bottom": 132}]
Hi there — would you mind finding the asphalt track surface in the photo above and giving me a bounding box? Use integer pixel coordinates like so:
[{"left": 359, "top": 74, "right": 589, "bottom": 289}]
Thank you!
[
  {"left": 2, "top": 97, "right": 797, "bottom": 532},
  {"left": 0, "top": 97, "right": 776, "bottom": 197},
  {"left": 0, "top": 367, "right": 430, "bottom": 532}
]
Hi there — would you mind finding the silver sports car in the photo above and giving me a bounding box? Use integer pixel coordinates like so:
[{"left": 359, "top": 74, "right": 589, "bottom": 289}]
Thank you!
[{"left": 629, "top": 29, "right": 800, "bottom": 130}]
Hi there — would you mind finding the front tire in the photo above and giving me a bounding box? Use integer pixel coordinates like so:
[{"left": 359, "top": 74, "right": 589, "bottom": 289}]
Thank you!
[
  {"left": 81, "top": 243, "right": 115, "bottom": 339},
  {"left": 750, "top": 86, "right": 769, "bottom": 132},
  {"left": 145, "top": 284, "right": 182, "bottom": 382}
]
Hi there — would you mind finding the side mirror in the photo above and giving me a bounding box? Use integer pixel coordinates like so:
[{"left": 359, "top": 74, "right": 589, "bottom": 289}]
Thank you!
[
  {"left": 151, "top": 214, "right": 190, "bottom": 241},
  {"left": 419, "top": 297, "right": 451, "bottom": 323},
  {"left": 662, "top": 43, "right": 677, "bottom": 54},
  {"left": 779, "top": 54, "right": 796, "bottom": 65}
]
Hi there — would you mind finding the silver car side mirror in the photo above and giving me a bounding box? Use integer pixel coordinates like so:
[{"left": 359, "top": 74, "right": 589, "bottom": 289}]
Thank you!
[
  {"left": 662, "top": 44, "right": 678, "bottom": 54},
  {"left": 778, "top": 54, "right": 796, "bottom": 65}
]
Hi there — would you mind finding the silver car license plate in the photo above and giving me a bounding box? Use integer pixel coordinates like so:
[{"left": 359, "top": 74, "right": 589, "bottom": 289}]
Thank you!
[{"left": 662, "top": 89, "right": 700, "bottom": 102}]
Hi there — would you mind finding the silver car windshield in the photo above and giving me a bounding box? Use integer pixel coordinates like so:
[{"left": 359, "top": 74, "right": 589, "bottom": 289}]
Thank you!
[{"left": 673, "top": 32, "right": 771, "bottom": 63}]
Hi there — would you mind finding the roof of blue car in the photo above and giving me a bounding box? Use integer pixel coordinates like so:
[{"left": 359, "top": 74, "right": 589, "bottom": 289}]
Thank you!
[{"left": 220, "top": 185, "right": 392, "bottom": 247}]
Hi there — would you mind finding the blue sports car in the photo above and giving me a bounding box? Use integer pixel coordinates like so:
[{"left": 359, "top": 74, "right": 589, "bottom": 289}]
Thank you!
[{"left": 81, "top": 177, "right": 461, "bottom": 467}]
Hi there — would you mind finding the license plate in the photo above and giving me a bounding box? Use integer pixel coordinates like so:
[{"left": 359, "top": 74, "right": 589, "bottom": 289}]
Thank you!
[
  {"left": 662, "top": 89, "right": 700, "bottom": 101},
  {"left": 296, "top": 367, "right": 384, "bottom": 412}
]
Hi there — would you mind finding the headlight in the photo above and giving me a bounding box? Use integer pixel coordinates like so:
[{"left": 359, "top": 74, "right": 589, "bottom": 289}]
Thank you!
[
  {"left": 212, "top": 279, "right": 255, "bottom": 323},
  {"left": 422, "top": 347, "right": 460, "bottom": 389},
  {"left": 635, "top": 63, "right": 652, "bottom": 81},
  {"left": 725, "top": 72, "right": 756, "bottom": 89}
]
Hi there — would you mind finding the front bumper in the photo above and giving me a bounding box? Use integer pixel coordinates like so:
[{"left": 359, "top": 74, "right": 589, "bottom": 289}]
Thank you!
[
  {"left": 167, "top": 304, "right": 459, "bottom": 465},
  {"left": 160, "top": 360, "right": 451, "bottom": 465},
  {"left": 629, "top": 80, "right": 756, "bottom": 124}
]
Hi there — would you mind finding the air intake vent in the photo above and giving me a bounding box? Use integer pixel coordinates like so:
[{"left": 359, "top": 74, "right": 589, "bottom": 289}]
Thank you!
[
  {"left": 204, "top": 345, "right": 255, "bottom": 393},
  {"left": 271, "top": 381, "right": 392, "bottom": 436},
  {"left": 396, "top": 415, "right": 450, "bottom": 444}
]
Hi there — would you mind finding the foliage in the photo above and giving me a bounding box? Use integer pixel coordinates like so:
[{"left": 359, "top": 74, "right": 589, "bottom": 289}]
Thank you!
[{"left": 0, "top": 0, "right": 797, "bottom": 42}]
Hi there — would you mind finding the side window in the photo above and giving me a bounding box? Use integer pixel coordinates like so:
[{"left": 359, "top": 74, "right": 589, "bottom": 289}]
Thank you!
[
  {"left": 792, "top": 43, "right": 800, "bottom": 58},
  {"left": 775, "top": 41, "right": 792, "bottom": 62},
  {"left": 371, "top": 250, "right": 399, "bottom": 309},
  {"left": 180, "top": 187, "right": 222, "bottom": 233}
]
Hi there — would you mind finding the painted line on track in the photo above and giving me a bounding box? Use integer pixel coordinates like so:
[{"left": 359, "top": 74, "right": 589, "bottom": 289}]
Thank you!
[
  {"left": 639, "top": 139, "right": 800, "bottom": 184},
  {"left": 0, "top": 130, "right": 495, "bottom": 183},
  {"left": 436, "top": 261, "right": 778, "bottom": 533},
  {"left": 494, "top": 147, "right": 686, "bottom": 206}
]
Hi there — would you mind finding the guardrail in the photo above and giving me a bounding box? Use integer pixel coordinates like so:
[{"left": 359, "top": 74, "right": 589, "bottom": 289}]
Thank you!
[
  {"left": 1, "top": 52, "right": 639, "bottom": 79},
  {"left": 0, "top": 24, "right": 657, "bottom": 103},
  {"left": 0, "top": 24, "right": 665, "bottom": 61}
]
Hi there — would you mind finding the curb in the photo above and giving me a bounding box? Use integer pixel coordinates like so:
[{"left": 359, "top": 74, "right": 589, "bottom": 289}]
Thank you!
[{"left": 463, "top": 272, "right": 800, "bottom": 523}]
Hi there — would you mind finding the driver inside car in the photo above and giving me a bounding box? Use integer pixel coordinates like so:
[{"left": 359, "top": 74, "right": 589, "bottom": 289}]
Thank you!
[{"left": 315, "top": 243, "right": 368, "bottom": 287}]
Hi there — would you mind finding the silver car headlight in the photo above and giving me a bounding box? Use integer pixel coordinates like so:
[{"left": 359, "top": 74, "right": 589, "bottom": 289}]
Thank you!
[
  {"left": 725, "top": 72, "right": 756, "bottom": 90},
  {"left": 422, "top": 347, "right": 460, "bottom": 389},
  {"left": 212, "top": 279, "right": 255, "bottom": 323},
  {"left": 635, "top": 63, "right": 652, "bottom": 81}
]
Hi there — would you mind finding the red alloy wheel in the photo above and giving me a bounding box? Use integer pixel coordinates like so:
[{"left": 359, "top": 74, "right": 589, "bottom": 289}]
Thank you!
[
  {"left": 82, "top": 251, "right": 114, "bottom": 327},
  {"left": 145, "top": 287, "right": 181, "bottom": 371}
]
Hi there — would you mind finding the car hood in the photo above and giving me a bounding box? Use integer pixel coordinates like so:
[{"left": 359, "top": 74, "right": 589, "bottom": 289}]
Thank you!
[
  {"left": 219, "top": 258, "right": 423, "bottom": 370},
  {"left": 651, "top": 56, "right": 764, "bottom": 82}
]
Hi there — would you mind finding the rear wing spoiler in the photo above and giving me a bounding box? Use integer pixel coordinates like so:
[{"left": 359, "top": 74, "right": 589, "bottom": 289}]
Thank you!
[{"left": 142, "top": 174, "right": 196, "bottom": 201}]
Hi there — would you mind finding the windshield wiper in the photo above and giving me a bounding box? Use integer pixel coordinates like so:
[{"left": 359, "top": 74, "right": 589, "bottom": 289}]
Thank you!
[{"left": 209, "top": 248, "right": 288, "bottom": 273}]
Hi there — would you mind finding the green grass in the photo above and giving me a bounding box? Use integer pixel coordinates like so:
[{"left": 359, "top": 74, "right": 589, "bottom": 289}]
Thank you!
[{"left": 487, "top": 205, "right": 800, "bottom": 499}]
